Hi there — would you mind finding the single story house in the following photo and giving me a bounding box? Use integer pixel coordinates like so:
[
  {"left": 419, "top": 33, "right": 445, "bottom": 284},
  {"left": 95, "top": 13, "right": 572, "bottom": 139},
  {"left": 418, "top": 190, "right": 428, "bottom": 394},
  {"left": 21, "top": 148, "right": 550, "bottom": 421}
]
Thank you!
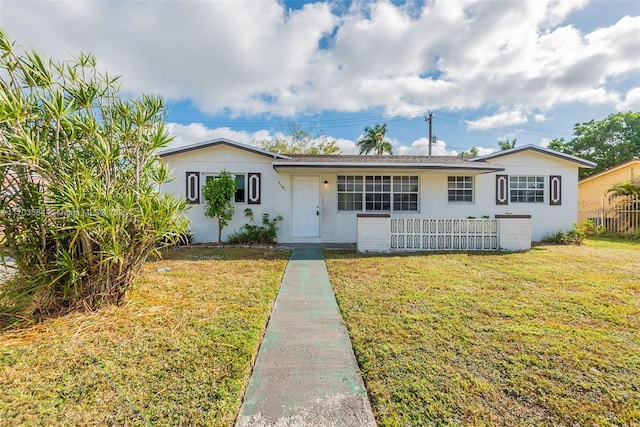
[
  {"left": 578, "top": 158, "right": 640, "bottom": 231},
  {"left": 159, "top": 138, "right": 595, "bottom": 252},
  {"left": 578, "top": 158, "right": 639, "bottom": 206}
]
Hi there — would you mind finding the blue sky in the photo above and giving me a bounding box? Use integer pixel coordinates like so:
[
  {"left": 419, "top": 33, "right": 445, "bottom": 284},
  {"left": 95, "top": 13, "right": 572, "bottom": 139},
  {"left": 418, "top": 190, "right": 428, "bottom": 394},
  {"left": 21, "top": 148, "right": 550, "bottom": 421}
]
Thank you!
[{"left": 1, "top": 0, "right": 639, "bottom": 155}]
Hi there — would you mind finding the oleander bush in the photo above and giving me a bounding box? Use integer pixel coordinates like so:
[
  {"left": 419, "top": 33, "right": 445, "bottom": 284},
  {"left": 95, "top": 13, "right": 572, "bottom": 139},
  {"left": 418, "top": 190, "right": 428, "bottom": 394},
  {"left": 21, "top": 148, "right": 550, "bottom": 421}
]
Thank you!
[{"left": 0, "top": 30, "right": 188, "bottom": 324}]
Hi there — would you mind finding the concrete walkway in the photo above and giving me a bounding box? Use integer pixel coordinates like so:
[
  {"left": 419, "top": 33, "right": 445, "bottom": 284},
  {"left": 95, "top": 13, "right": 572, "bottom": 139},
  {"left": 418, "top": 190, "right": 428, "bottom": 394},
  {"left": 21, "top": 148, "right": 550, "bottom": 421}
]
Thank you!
[{"left": 235, "top": 248, "right": 376, "bottom": 427}]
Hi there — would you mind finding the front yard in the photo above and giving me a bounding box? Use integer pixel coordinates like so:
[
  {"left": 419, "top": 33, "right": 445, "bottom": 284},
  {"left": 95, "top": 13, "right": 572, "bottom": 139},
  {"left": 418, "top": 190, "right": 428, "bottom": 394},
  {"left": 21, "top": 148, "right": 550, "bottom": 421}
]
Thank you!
[
  {"left": 325, "top": 239, "right": 640, "bottom": 426},
  {"left": 0, "top": 248, "right": 289, "bottom": 426},
  {"left": 2, "top": 240, "right": 639, "bottom": 426}
]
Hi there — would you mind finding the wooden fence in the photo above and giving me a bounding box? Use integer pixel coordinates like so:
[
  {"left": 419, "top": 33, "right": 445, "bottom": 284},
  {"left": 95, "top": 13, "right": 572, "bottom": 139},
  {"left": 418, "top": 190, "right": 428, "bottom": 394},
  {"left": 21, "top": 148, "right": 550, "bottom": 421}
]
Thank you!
[{"left": 578, "top": 195, "right": 640, "bottom": 233}]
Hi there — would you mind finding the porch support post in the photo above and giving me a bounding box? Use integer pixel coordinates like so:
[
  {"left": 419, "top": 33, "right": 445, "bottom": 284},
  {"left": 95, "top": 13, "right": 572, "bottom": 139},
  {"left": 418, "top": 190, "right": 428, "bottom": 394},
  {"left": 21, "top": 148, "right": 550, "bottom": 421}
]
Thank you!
[
  {"left": 357, "top": 214, "right": 391, "bottom": 253},
  {"left": 496, "top": 214, "right": 532, "bottom": 251}
]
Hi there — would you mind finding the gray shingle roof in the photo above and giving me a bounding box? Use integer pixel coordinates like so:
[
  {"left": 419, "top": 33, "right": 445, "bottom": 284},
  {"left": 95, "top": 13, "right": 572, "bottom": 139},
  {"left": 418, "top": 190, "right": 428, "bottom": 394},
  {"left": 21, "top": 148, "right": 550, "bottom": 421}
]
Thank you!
[
  {"left": 272, "top": 154, "right": 503, "bottom": 172},
  {"left": 282, "top": 154, "right": 472, "bottom": 164}
]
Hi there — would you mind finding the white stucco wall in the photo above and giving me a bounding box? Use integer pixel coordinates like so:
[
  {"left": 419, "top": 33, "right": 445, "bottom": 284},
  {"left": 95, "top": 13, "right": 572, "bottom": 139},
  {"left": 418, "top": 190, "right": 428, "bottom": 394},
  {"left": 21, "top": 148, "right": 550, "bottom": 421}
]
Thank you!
[
  {"left": 161, "top": 146, "right": 582, "bottom": 244},
  {"left": 479, "top": 151, "right": 580, "bottom": 241},
  {"left": 160, "top": 145, "right": 291, "bottom": 243}
]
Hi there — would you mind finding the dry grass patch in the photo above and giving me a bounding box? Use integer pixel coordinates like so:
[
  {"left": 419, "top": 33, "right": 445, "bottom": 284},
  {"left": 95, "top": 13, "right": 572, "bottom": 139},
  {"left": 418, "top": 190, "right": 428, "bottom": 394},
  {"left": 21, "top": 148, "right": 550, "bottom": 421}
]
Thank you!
[
  {"left": 0, "top": 247, "right": 289, "bottom": 426},
  {"left": 325, "top": 239, "right": 640, "bottom": 426}
]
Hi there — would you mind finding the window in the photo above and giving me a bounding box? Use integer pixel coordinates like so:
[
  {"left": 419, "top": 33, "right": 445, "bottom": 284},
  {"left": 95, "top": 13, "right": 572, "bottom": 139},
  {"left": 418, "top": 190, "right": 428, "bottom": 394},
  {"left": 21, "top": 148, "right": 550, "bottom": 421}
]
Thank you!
[
  {"left": 234, "top": 174, "right": 245, "bottom": 203},
  {"left": 205, "top": 174, "right": 246, "bottom": 203},
  {"left": 509, "top": 176, "right": 544, "bottom": 203},
  {"left": 366, "top": 176, "right": 391, "bottom": 211},
  {"left": 337, "top": 175, "right": 418, "bottom": 212},
  {"left": 393, "top": 176, "right": 419, "bottom": 211},
  {"left": 337, "top": 175, "right": 363, "bottom": 211},
  {"left": 448, "top": 176, "right": 473, "bottom": 202}
]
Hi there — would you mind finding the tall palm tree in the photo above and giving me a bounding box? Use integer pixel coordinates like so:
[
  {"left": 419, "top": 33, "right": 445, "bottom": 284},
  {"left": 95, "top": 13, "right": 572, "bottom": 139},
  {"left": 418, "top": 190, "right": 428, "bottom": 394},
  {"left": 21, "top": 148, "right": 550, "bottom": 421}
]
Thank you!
[{"left": 356, "top": 123, "right": 393, "bottom": 155}]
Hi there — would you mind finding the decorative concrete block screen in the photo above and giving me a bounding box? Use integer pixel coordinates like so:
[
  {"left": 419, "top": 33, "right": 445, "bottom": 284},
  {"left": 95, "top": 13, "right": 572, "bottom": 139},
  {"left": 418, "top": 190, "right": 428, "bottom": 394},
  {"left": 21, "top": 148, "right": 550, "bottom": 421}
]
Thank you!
[
  {"left": 391, "top": 218, "right": 498, "bottom": 251},
  {"left": 357, "top": 214, "right": 531, "bottom": 253}
]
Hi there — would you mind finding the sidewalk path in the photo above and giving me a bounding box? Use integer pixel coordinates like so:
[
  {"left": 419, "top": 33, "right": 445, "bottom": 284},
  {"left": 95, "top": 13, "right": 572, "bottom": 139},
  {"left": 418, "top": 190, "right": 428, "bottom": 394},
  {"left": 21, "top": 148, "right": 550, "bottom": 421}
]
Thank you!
[{"left": 235, "top": 248, "right": 376, "bottom": 427}]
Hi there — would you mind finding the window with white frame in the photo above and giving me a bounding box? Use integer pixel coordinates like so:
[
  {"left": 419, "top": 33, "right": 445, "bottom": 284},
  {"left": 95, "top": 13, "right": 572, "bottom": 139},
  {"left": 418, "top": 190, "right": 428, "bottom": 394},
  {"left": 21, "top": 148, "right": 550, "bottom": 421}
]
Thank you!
[
  {"left": 337, "top": 175, "right": 418, "bottom": 212},
  {"left": 234, "top": 174, "right": 245, "bottom": 202},
  {"left": 448, "top": 176, "right": 473, "bottom": 203},
  {"left": 365, "top": 176, "right": 391, "bottom": 211},
  {"left": 393, "top": 176, "right": 419, "bottom": 211},
  {"left": 337, "top": 175, "right": 363, "bottom": 211},
  {"left": 509, "top": 176, "right": 544, "bottom": 203},
  {"left": 205, "top": 174, "right": 246, "bottom": 203}
]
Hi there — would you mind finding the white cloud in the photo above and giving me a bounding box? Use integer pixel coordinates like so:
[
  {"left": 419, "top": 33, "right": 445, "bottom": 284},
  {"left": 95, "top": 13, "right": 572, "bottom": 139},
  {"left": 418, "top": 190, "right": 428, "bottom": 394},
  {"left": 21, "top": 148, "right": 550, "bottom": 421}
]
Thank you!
[
  {"left": 334, "top": 138, "right": 359, "bottom": 154},
  {"left": 2, "top": 0, "right": 638, "bottom": 118},
  {"left": 166, "top": 123, "right": 270, "bottom": 148},
  {"left": 465, "top": 111, "right": 528, "bottom": 131},
  {"left": 617, "top": 87, "right": 640, "bottom": 111},
  {"left": 396, "top": 138, "right": 456, "bottom": 156}
]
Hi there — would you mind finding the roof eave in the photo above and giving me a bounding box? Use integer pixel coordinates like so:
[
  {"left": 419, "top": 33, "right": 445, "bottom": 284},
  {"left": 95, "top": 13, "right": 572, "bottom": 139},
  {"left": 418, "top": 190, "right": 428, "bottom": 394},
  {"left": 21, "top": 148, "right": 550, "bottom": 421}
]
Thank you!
[
  {"left": 272, "top": 162, "right": 504, "bottom": 173},
  {"left": 159, "top": 138, "right": 289, "bottom": 159},
  {"left": 469, "top": 145, "right": 596, "bottom": 168},
  {"left": 579, "top": 158, "right": 640, "bottom": 183}
]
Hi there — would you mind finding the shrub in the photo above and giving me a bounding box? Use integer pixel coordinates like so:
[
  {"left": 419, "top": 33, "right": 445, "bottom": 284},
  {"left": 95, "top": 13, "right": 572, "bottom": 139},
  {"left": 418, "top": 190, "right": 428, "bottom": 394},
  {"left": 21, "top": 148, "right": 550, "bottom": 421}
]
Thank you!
[
  {"left": 580, "top": 219, "right": 607, "bottom": 237},
  {"left": 226, "top": 209, "right": 283, "bottom": 245},
  {"left": 0, "top": 30, "right": 188, "bottom": 323},
  {"left": 542, "top": 223, "right": 585, "bottom": 245}
]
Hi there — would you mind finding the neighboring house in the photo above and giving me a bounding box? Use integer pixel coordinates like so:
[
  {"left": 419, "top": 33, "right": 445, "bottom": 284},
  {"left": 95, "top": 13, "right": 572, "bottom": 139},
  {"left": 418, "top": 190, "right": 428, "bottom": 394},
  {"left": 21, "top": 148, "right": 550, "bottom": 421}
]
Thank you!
[
  {"left": 578, "top": 158, "right": 640, "bottom": 231},
  {"left": 159, "top": 139, "right": 595, "bottom": 250},
  {"left": 578, "top": 158, "right": 640, "bottom": 206}
]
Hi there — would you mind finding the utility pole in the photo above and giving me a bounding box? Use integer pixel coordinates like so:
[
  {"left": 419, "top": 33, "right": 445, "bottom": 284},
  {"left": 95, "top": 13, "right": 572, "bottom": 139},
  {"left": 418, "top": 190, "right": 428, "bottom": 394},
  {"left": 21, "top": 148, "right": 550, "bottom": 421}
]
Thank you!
[{"left": 425, "top": 111, "right": 433, "bottom": 156}]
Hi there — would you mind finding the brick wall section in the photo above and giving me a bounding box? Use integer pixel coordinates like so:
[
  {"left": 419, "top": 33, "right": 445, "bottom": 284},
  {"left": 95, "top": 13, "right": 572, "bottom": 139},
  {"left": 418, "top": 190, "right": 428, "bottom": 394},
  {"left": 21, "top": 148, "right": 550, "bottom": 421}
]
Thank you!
[
  {"left": 357, "top": 214, "right": 391, "bottom": 252},
  {"left": 495, "top": 215, "right": 532, "bottom": 251}
]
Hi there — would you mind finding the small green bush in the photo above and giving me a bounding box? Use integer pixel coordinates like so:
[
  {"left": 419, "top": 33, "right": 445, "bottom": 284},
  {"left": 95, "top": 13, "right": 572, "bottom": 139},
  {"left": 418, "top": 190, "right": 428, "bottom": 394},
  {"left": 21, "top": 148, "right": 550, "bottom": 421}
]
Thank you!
[
  {"left": 580, "top": 219, "right": 607, "bottom": 237},
  {"left": 226, "top": 209, "right": 283, "bottom": 245},
  {"left": 542, "top": 223, "right": 585, "bottom": 245}
]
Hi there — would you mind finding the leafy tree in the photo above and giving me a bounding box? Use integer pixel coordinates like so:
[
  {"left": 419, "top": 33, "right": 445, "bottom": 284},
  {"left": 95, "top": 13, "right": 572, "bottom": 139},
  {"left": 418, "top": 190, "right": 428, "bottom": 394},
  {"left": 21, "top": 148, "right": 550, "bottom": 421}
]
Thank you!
[
  {"left": 498, "top": 138, "right": 517, "bottom": 151},
  {"left": 462, "top": 146, "right": 479, "bottom": 158},
  {"left": 0, "top": 30, "right": 188, "bottom": 322},
  {"left": 202, "top": 171, "right": 236, "bottom": 244},
  {"left": 258, "top": 121, "right": 341, "bottom": 155},
  {"left": 357, "top": 123, "right": 393, "bottom": 155},
  {"left": 548, "top": 112, "right": 640, "bottom": 178}
]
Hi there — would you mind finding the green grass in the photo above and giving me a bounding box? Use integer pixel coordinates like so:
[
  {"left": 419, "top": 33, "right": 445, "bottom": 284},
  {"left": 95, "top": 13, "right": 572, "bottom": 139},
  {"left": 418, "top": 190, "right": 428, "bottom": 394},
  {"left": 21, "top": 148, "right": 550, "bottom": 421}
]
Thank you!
[
  {"left": 0, "top": 248, "right": 289, "bottom": 426},
  {"left": 325, "top": 238, "right": 640, "bottom": 426}
]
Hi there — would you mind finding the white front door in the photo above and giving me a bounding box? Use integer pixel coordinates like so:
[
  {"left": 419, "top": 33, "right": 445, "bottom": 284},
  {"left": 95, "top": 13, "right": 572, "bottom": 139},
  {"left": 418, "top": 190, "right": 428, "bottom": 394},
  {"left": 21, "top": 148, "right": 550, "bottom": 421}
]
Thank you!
[{"left": 292, "top": 176, "right": 320, "bottom": 238}]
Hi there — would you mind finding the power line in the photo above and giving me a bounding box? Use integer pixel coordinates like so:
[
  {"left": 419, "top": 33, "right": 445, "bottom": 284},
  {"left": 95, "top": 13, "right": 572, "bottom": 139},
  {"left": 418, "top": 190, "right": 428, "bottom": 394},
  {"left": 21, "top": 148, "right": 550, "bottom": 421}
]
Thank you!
[{"left": 166, "top": 107, "right": 575, "bottom": 139}]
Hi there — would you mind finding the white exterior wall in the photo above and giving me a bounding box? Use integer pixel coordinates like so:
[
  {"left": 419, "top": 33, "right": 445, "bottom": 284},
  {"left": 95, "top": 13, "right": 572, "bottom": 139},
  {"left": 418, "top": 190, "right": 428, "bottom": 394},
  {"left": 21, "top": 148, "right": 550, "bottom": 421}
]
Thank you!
[
  {"left": 161, "top": 145, "right": 291, "bottom": 243},
  {"left": 162, "top": 146, "right": 581, "bottom": 244},
  {"left": 496, "top": 216, "right": 532, "bottom": 251},
  {"left": 479, "top": 151, "right": 579, "bottom": 241},
  {"left": 357, "top": 215, "right": 391, "bottom": 252}
]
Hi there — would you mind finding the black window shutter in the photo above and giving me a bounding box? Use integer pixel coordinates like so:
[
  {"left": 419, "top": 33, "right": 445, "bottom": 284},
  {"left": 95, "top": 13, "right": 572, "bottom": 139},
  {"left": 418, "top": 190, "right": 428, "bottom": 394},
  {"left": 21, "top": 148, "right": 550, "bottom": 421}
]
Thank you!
[
  {"left": 549, "top": 175, "right": 562, "bottom": 205},
  {"left": 186, "top": 171, "right": 200, "bottom": 204},
  {"left": 248, "top": 173, "right": 261, "bottom": 205},
  {"left": 496, "top": 175, "right": 509, "bottom": 205}
]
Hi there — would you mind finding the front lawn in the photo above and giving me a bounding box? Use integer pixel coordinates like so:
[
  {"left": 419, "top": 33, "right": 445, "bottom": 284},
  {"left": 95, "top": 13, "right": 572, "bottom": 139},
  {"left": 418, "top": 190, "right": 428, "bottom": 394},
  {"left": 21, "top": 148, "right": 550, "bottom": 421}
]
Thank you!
[
  {"left": 0, "top": 248, "right": 289, "bottom": 426},
  {"left": 325, "top": 239, "right": 640, "bottom": 426}
]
